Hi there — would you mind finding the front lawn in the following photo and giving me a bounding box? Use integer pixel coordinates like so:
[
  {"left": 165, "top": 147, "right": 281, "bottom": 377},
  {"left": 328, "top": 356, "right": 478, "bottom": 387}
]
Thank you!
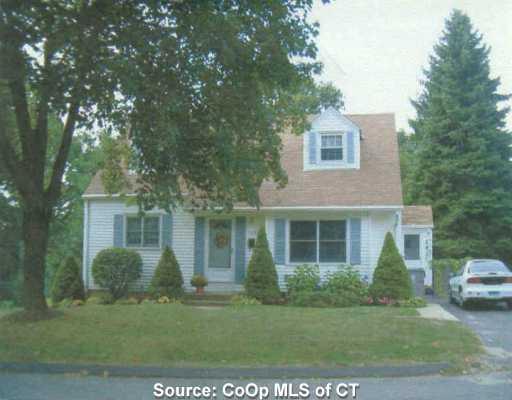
[{"left": 0, "top": 304, "right": 481, "bottom": 368}]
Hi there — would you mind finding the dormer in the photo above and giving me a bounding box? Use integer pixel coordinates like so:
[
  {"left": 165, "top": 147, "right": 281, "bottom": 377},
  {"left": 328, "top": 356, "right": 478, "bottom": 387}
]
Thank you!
[{"left": 303, "top": 107, "right": 361, "bottom": 171}]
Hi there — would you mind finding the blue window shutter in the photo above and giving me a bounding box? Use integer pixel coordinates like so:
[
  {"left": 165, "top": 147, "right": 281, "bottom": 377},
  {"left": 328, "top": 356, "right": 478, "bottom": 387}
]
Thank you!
[
  {"left": 194, "top": 217, "right": 205, "bottom": 275},
  {"left": 349, "top": 218, "right": 361, "bottom": 265},
  {"left": 347, "top": 131, "right": 355, "bottom": 164},
  {"left": 274, "top": 219, "right": 286, "bottom": 265},
  {"left": 308, "top": 131, "right": 317, "bottom": 164},
  {"left": 234, "top": 217, "right": 247, "bottom": 284},
  {"left": 113, "top": 215, "right": 124, "bottom": 247},
  {"left": 161, "top": 214, "right": 173, "bottom": 248}
]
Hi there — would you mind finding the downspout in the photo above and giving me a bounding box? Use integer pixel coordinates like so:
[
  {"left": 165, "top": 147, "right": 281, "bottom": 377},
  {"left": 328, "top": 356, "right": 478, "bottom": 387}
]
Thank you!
[{"left": 82, "top": 199, "right": 89, "bottom": 291}]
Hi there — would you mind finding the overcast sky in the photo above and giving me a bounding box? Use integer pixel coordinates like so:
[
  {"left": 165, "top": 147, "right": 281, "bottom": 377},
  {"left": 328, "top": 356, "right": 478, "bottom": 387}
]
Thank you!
[{"left": 310, "top": 0, "right": 512, "bottom": 131}]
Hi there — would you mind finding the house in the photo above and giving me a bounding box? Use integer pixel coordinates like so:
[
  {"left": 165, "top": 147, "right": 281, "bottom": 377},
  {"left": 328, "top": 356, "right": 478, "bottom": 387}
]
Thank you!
[{"left": 82, "top": 108, "right": 433, "bottom": 294}]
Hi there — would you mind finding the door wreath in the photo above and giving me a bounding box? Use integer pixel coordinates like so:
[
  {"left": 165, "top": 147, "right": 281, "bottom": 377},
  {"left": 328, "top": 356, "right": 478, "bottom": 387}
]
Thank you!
[{"left": 215, "top": 232, "right": 229, "bottom": 248}]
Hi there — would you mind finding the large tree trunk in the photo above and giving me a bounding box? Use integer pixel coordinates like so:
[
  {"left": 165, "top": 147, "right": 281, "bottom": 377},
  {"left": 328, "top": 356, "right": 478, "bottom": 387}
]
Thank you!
[{"left": 22, "top": 207, "right": 51, "bottom": 313}]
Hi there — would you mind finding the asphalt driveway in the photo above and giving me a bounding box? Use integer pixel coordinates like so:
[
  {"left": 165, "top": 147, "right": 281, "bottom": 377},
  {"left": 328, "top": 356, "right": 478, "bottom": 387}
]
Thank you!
[{"left": 440, "top": 298, "right": 512, "bottom": 369}]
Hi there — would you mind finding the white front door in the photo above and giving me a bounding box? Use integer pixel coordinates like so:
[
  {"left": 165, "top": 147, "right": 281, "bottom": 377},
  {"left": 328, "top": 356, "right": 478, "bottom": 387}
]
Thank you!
[{"left": 207, "top": 219, "right": 234, "bottom": 282}]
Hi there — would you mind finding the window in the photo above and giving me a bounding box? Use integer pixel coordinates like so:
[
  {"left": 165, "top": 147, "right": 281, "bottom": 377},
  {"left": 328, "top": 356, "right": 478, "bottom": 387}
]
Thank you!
[
  {"left": 289, "top": 220, "right": 346, "bottom": 263},
  {"left": 126, "top": 216, "right": 160, "bottom": 247},
  {"left": 404, "top": 234, "right": 420, "bottom": 260},
  {"left": 320, "top": 134, "right": 343, "bottom": 161}
]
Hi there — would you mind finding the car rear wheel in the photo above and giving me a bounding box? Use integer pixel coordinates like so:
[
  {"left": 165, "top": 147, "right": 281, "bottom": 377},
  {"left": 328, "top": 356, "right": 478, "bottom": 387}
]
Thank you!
[{"left": 507, "top": 300, "right": 512, "bottom": 310}]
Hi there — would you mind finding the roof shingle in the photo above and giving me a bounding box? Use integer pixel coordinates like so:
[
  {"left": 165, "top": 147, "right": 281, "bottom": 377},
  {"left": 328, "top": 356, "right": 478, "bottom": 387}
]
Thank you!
[
  {"left": 402, "top": 206, "right": 433, "bottom": 226},
  {"left": 84, "top": 113, "right": 403, "bottom": 207}
]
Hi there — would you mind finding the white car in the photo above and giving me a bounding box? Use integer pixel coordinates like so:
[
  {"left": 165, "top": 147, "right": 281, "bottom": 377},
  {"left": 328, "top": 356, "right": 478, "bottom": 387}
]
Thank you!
[{"left": 449, "top": 259, "right": 512, "bottom": 309}]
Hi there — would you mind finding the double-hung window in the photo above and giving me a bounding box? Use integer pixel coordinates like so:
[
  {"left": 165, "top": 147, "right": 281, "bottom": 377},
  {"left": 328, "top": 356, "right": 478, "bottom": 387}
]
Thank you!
[
  {"left": 289, "top": 220, "right": 346, "bottom": 263},
  {"left": 126, "top": 216, "right": 160, "bottom": 247},
  {"left": 404, "top": 234, "right": 420, "bottom": 260},
  {"left": 320, "top": 134, "right": 343, "bottom": 161}
]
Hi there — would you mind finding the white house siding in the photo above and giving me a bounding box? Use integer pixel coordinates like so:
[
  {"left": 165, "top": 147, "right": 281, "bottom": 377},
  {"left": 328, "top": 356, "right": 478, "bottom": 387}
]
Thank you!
[
  {"left": 403, "top": 226, "right": 433, "bottom": 286},
  {"left": 264, "top": 210, "right": 397, "bottom": 289},
  {"left": 85, "top": 199, "right": 196, "bottom": 292},
  {"left": 84, "top": 200, "right": 399, "bottom": 293}
]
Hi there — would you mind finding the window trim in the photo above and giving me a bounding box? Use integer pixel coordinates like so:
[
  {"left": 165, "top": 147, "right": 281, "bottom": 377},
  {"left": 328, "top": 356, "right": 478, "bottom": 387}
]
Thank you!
[
  {"left": 318, "top": 132, "right": 345, "bottom": 164},
  {"left": 404, "top": 233, "right": 420, "bottom": 261},
  {"left": 287, "top": 219, "right": 348, "bottom": 265},
  {"left": 318, "top": 131, "right": 346, "bottom": 164},
  {"left": 124, "top": 214, "right": 162, "bottom": 249}
]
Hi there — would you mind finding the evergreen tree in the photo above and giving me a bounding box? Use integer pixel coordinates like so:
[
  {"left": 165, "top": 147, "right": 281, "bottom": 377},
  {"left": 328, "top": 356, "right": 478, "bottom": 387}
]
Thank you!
[
  {"left": 50, "top": 257, "right": 85, "bottom": 304},
  {"left": 369, "top": 233, "right": 412, "bottom": 301},
  {"left": 245, "top": 227, "right": 281, "bottom": 304},
  {"left": 408, "top": 10, "right": 512, "bottom": 261},
  {"left": 149, "top": 247, "right": 184, "bottom": 299}
]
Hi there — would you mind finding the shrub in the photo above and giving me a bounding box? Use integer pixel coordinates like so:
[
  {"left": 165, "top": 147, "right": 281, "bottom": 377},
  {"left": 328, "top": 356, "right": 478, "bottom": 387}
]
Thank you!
[
  {"left": 149, "top": 247, "right": 184, "bottom": 299},
  {"left": 230, "top": 295, "right": 261, "bottom": 306},
  {"left": 397, "top": 297, "right": 427, "bottom": 308},
  {"left": 57, "top": 298, "right": 73, "bottom": 308},
  {"left": 0, "top": 300, "right": 15, "bottom": 309},
  {"left": 289, "top": 291, "right": 336, "bottom": 308},
  {"left": 190, "top": 274, "right": 208, "bottom": 288},
  {"left": 85, "top": 296, "right": 103, "bottom": 305},
  {"left": 115, "top": 297, "right": 139, "bottom": 305},
  {"left": 244, "top": 227, "right": 281, "bottom": 304},
  {"left": 285, "top": 264, "right": 320, "bottom": 294},
  {"left": 92, "top": 248, "right": 142, "bottom": 301},
  {"left": 369, "top": 232, "right": 412, "bottom": 301},
  {"left": 432, "top": 258, "right": 470, "bottom": 297},
  {"left": 50, "top": 257, "right": 85, "bottom": 304},
  {"left": 322, "top": 267, "right": 368, "bottom": 307},
  {"left": 71, "top": 299, "right": 85, "bottom": 307},
  {"left": 156, "top": 296, "right": 182, "bottom": 305}
]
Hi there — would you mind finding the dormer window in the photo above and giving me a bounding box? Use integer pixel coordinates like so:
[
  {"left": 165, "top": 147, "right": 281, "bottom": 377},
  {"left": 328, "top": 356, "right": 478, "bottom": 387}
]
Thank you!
[
  {"left": 303, "top": 108, "right": 360, "bottom": 171},
  {"left": 320, "top": 134, "right": 343, "bottom": 161}
]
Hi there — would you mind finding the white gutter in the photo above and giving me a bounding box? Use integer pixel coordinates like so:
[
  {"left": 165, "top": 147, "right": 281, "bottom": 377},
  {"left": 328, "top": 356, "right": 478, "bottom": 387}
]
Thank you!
[
  {"left": 82, "top": 199, "right": 90, "bottom": 291},
  {"left": 80, "top": 195, "right": 403, "bottom": 211}
]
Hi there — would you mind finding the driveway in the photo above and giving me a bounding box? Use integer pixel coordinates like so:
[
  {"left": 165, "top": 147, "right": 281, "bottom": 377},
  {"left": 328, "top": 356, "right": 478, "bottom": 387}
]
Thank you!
[{"left": 440, "top": 298, "right": 512, "bottom": 369}]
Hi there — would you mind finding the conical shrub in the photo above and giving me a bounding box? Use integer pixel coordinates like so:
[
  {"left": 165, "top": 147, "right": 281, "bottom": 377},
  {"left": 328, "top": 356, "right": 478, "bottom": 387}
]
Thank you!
[
  {"left": 369, "top": 232, "right": 413, "bottom": 300},
  {"left": 51, "top": 257, "right": 85, "bottom": 303},
  {"left": 149, "top": 246, "right": 184, "bottom": 299},
  {"left": 244, "top": 227, "right": 280, "bottom": 303}
]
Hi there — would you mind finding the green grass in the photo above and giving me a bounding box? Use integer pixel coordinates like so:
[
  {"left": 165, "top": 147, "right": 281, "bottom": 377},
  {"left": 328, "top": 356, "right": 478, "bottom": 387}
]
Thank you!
[{"left": 0, "top": 304, "right": 481, "bottom": 368}]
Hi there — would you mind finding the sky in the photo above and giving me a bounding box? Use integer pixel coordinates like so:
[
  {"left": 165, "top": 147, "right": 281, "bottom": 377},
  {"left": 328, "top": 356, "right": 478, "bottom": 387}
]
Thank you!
[{"left": 310, "top": 0, "right": 512, "bottom": 131}]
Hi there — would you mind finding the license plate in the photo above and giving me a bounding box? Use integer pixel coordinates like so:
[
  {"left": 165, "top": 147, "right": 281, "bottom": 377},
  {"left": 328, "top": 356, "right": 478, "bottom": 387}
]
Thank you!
[{"left": 488, "top": 291, "right": 500, "bottom": 296}]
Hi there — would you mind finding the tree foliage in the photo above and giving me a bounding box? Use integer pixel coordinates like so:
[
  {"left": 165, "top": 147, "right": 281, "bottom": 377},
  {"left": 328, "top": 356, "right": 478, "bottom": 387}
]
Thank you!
[
  {"left": 149, "top": 246, "right": 184, "bottom": 299},
  {"left": 50, "top": 256, "right": 85, "bottom": 304},
  {"left": 369, "top": 233, "right": 412, "bottom": 301},
  {"left": 0, "top": 1, "right": 336, "bottom": 312},
  {"left": 244, "top": 227, "right": 281, "bottom": 304},
  {"left": 406, "top": 10, "right": 512, "bottom": 261}
]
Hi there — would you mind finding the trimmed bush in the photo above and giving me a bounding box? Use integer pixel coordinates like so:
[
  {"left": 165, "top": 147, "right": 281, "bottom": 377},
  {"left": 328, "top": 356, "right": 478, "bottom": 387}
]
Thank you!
[
  {"left": 50, "top": 257, "right": 85, "bottom": 304},
  {"left": 286, "top": 264, "right": 320, "bottom": 294},
  {"left": 92, "top": 248, "right": 142, "bottom": 301},
  {"left": 149, "top": 246, "right": 184, "bottom": 299},
  {"left": 244, "top": 227, "right": 281, "bottom": 304},
  {"left": 323, "top": 267, "right": 368, "bottom": 306},
  {"left": 369, "top": 232, "right": 412, "bottom": 301}
]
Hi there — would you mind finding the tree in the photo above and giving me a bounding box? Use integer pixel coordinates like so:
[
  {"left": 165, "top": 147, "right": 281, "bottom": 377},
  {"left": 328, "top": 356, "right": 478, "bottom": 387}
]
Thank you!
[
  {"left": 244, "top": 227, "right": 280, "bottom": 303},
  {"left": 149, "top": 246, "right": 184, "bottom": 299},
  {"left": 369, "top": 232, "right": 412, "bottom": 301},
  {"left": 50, "top": 256, "right": 85, "bottom": 304},
  {"left": 407, "top": 10, "right": 512, "bottom": 261},
  {"left": 0, "top": 1, "right": 336, "bottom": 314}
]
